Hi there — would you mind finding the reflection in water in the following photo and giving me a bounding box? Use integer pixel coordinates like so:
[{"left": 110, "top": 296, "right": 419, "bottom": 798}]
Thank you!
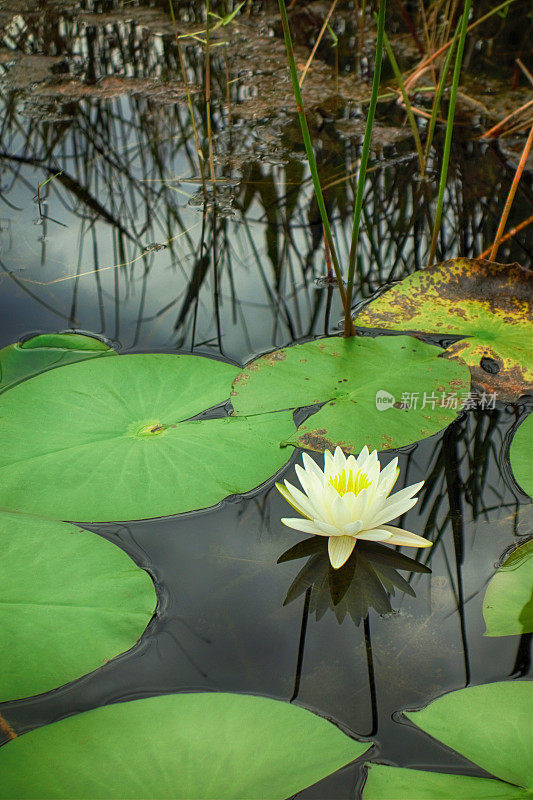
[
  {"left": 279, "top": 537, "right": 431, "bottom": 739},
  {"left": 0, "top": 1, "right": 531, "bottom": 360},
  {"left": 279, "top": 537, "right": 431, "bottom": 626}
]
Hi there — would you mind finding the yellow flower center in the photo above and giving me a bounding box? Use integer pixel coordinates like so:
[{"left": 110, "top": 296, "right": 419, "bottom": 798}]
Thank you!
[{"left": 329, "top": 468, "right": 371, "bottom": 497}]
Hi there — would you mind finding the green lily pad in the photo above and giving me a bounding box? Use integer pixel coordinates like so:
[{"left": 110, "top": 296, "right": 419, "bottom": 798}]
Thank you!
[
  {"left": 364, "top": 766, "right": 526, "bottom": 799},
  {"left": 0, "top": 354, "right": 294, "bottom": 521},
  {"left": 364, "top": 682, "right": 533, "bottom": 799},
  {"left": 0, "top": 332, "right": 115, "bottom": 394},
  {"left": 483, "top": 539, "right": 533, "bottom": 637},
  {"left": 0, "top": 693, "right": 371, "bottom": 799},
  {"left": 355, "top": 258, "right": 533, "bottom": 401},
  {"left": 0, "top": 510, "right": 156, "bottom": 702},
  {"left": 510, "top": 414, "right": 533, "bottom": 497},
  {"left": 231, "top": 336, "right": 470, "bottom": 453}
]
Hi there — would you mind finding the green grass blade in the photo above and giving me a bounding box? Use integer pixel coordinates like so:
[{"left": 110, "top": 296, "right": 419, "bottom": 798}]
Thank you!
[
  {"left": 278, "top": 0, "right": 348, "bottom": 312},
  {"left": 382, "top": 28, "right": 425, "bottom": 172},
  {"left": 344, "top": 0, "right": 386, "bottom": 336},
  {"left": 168, "top": 0, "right": 207, "bottom": 196},
  {"left": 423, "top": 22, "right": 461, "bottom": 174},
  {"left": 428, "top": 0, "right": 472, "bottom": 266}
]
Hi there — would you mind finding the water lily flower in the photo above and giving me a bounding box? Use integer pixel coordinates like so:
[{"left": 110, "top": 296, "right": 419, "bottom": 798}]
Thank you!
[{"left": 276, "top": 446, "right": 432, "bottom": 569}]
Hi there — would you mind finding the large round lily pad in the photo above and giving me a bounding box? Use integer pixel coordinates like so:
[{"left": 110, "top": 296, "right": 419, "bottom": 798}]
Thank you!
[
  {"left": 0, "top": 332, "right": 115, "bottom": 394},
  {"left": 355, "top": 258, "right": 533, "bottom": 401},
  {"left": 483, "top": 539, "right": 533, "bottom": 637},
  {"left": 0, "top": 511, "right": 156, "bottom": 702},
  {"left": 0, "top": 693, "right": 371, "bottom": 799},
  {"left": 0, "top": 354, "right": 294, "bottom": 521},
  {"left": 510, "top": 414, "right": 532, "bottom": 497},
  {"left": 231, "top": 335, "right": 470, "bottom": 453},
  {"left": 364, "top": 682, "right": 533, "bottom": 799}
]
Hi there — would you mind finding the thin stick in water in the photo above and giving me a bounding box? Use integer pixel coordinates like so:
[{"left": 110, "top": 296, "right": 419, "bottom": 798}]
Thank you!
[
  {"left": 489, "top": 124, "right": 533, "bottom": 262},
  {"left": 478, "top": 212, "right": 533, "bottom": 259}
]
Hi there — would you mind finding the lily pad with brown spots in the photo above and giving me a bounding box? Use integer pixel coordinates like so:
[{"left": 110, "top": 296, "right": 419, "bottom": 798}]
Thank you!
[
  {"left": 231, "top": 335, "right": 470, "bottom": 453},
  {"left": 354, "top": 258, "right": 533, "bottom": 401}
]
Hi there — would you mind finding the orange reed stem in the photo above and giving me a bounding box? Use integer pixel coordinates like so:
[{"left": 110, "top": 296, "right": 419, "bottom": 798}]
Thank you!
[
  {"left": 489, "top": 125, "right": 533, "bottom": 261},
  {"left": 479, "top": 213, "right": 533, "bottom": 259}
]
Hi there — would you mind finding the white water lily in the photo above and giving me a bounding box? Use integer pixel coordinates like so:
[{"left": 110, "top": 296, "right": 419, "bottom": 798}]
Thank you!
[{"left": 276, "top": 446, "right": 431, "bottom": 569}]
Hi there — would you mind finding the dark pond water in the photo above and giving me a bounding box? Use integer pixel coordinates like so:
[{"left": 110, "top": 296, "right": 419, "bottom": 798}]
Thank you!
[{"left": 0, "top": 1, "right": 532, "bottom": 797}]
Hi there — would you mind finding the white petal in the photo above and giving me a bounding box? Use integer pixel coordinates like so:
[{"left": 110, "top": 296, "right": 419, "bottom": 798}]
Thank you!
[
  {"left": 368, "top": 449, "right": 379, "bottom": 469},
  {"left": 328, "top": 535, "right": 357, "bottom": 569},
  {"left": 377, "top": 458, "right": 399, "bottom": 495},
  {"left": 367, "top": 496, "right": 419, "bottom": 528},
  {"left": 343, "top": 520, "right": 363, "bottom": 535},
  {"left": 341, "top": 491, "right": 358, "bottom": 519},
  {"left": 346, "top": 454, "right": 358, "bottom": 472},
  {"left": 333, "top": 446, "right": 346, "bottom": 472},
  {"left": 314, "top": 518, "right": 341, "bottom": 536},
  {"left": 331, "top": 493, "right": 353, "bottom": 528},
  {"left": 295, "top": 463, "right": 324, "bottom": 505},
  {"left": 276, "top": 483, "right": 310, "bottom": 518},
  {"left": 301, "top": 452, "right": 325, "bottom": 482},
  {"left": 380, "top": 525, "right": 433, "bottom": 548},
  {"left": 356, "top": 529, "right": 393, "bottom": 541},
  {"left": 320, "top": 484, "right": 340, "bottom": 524},
  {"left": 351, "top": 486, "right": 371, "bottom": 525},
  {"left": 283, "top": 480, "right": 319, "bottom": 516},
  {"left": 387, "top": 481, "right": 424, "bottom": 507},
  {"left": 281, "top": 518, "right": 329, "bottom": 536},
  {"left": 356, "top": 445, "right": 370, "bottom": 470},
  {"left": 324, "top": 449, "right": 335, "bottom": 477},
  {"left": 365, "top": 460, "right": 381, "bottom": 486}
]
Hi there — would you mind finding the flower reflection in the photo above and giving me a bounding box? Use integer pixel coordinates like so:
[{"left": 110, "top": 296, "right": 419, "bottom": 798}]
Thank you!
[
  {"left": 276, "top": 447, "right": 432, "bottom": 568},
  {"left": 278, "top": 537, "right": 431, "bottom": 626}
]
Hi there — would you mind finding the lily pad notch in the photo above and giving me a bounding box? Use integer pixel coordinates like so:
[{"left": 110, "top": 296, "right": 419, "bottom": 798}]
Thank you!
[
  {"left": 0, "top": 353, "right": 296, "bottom": 521},
  {"left": 363, "top": 682, "right": 533, "bottom": 799},
  {"left": 0, "top": 331, "right": 116, "bottom": 395},
  {"left": 231, "top": 335, "right": 470, "bottom": 453}
]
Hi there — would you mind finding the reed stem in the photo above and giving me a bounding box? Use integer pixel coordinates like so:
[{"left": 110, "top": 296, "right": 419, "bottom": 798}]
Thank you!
[
  {"left": 422, "top": 21, "right": 460, "bottom": 176},
  {"left": 428, "top": 0, "right": 471, "bottom": 267},
  {"left": 343, "top": 0, "right": 386, "bottom": 336},
  {"left": 205, "top": 0, "right": 217, "bottom": 187},
  {"left": 382, "top": 29, "right": 425, "bottom": 172},
  {"left": 278, "top": 0, "right": 350, "bottom": 315},
  {"left": 168, "top": 0, "right": 207, "bottom": 198},
  {"left": 489, "top": 124, "right": 533, "bottom": 261}
]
